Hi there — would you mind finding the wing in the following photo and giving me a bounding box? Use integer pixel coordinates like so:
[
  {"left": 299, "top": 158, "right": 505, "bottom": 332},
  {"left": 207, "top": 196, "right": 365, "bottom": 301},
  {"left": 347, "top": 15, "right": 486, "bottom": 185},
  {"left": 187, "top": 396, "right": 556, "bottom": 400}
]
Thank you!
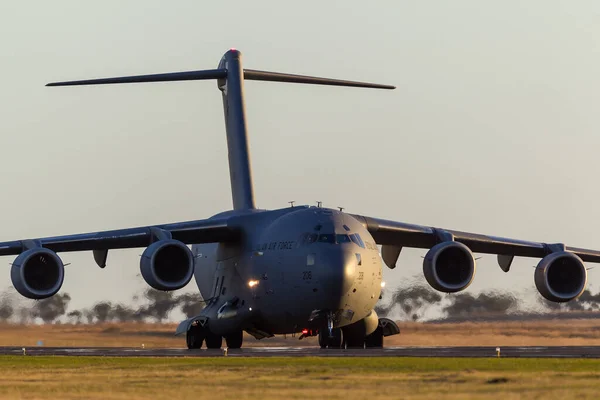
[
  {"left": 0, "top": 217, "right": 240, "bottom": 257},
  {"left": 351, "top": 214, "right": 600, "bottom": 267}
]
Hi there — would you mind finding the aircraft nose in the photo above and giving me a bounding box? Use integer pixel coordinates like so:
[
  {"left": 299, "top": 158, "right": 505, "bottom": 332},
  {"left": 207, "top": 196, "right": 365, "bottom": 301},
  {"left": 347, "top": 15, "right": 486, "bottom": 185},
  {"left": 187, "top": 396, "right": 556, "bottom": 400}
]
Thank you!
[{"left": 319, "top": 249, "right": 357, "bottom": 298}]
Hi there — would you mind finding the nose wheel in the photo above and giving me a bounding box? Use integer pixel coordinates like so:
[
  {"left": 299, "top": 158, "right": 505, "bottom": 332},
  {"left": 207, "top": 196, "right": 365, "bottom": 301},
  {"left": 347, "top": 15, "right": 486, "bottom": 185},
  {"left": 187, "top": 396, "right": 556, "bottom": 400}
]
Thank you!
[{"left": 319, "top": 327, "right": 342, "bottom": 349}]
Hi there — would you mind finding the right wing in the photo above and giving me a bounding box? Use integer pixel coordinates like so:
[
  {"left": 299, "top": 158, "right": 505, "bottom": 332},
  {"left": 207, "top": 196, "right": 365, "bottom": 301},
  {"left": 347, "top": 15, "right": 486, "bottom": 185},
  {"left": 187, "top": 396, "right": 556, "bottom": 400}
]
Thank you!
[{"left": 2, "top": 216, "right": 243, "bottom": 298}]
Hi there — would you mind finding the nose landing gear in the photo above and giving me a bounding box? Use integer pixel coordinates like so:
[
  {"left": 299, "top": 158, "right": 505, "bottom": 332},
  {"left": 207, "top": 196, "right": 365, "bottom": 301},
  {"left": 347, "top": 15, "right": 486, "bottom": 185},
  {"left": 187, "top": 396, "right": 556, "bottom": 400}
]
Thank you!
[
  {"left": 318, "top": 328, "right": 342, "bottom": 348},
  {"left": 319, "top": 311, "right": 343, "bottom": 348}
]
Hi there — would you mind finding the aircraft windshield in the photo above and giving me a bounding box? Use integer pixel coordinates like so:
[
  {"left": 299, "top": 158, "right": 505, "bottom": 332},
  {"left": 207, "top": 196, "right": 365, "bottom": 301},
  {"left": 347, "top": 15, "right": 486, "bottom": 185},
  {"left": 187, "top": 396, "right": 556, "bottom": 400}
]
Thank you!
[
  {"left": 335, "top": 234, "right": 351, "bottom": 244},
  {"left": 318, "top": 234, "right": 335, "bottom": 243},
  {"left": 349, "top": 233, "right": 365, "bottom": 248},
  {"left": 299, "top": 232, "right": 362, "bottom": 246}
]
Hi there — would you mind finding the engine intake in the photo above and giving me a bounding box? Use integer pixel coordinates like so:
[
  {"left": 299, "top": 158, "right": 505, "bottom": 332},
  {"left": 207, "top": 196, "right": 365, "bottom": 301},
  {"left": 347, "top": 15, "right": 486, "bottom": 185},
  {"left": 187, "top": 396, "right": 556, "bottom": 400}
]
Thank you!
[
  {"left": 10, "top": 248, "right": 65, "bottom": 299},
  {"left": 535, "top": 251, "right": 587, "bottom": 303},
  {"left": 140, "top": 239, "right": 194, "bottom": 291},
  {"left": 423, "top": 241, "right": 476, "bottom": 293}
]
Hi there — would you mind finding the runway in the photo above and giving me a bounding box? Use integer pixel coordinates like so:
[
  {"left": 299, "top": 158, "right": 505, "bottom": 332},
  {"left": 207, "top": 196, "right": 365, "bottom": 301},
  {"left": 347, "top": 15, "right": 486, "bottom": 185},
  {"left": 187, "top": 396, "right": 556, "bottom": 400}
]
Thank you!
[{"left": 2, "top": 346, "right": 600, "bottom": 358}]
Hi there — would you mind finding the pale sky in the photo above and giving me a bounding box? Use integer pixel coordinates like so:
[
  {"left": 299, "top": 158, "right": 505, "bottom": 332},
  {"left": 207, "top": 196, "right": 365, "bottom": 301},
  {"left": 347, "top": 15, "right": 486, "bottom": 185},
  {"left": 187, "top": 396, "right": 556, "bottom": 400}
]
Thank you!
[{"left": 1, "top": 1, "right": 600, "bottom": 317}]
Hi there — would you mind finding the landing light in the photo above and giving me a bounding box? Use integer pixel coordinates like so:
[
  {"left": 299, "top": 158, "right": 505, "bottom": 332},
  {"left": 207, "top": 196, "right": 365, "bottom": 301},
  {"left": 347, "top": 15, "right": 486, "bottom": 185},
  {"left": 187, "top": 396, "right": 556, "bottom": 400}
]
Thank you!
[
  {"left": 381, "top": 281, "right": 386, "bottom": 288},
  {"left": 248, "top": 280, "right": 259, "bottom": 288}
]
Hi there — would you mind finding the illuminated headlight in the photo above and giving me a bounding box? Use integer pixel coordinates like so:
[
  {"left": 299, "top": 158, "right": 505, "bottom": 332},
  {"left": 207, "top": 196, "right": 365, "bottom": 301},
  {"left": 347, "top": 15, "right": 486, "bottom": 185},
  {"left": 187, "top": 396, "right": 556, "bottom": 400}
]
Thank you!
[
  {"left": 248, "top": 280, "right": 259, "bottom": 288},
  {"left": 381, "top": 281, "right": 386, "bottom": 288}
]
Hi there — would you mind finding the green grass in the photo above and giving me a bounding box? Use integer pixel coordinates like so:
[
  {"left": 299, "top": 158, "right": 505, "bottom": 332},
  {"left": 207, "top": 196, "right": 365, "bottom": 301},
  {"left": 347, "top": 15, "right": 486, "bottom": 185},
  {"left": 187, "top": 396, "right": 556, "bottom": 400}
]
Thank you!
[
  {"left": 2, "top": 356, "right": 598, "bottom": 372},
  {"left": 0, "top": 356, "right": 599, "bottom": 399}
]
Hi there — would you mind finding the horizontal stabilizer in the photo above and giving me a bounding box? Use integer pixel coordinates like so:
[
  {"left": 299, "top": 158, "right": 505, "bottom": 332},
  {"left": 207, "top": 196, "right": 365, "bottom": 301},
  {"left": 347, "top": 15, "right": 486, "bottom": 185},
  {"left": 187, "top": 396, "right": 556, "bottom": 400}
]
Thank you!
[
  {"left": 46, "top": 69, "right": 228, "bottom": 86},
  {"left": 243, "top": 69, "right": 395, "bottom": 89},
  {"left": 47, "top": 69, "right": 394, "bottom": 90}
]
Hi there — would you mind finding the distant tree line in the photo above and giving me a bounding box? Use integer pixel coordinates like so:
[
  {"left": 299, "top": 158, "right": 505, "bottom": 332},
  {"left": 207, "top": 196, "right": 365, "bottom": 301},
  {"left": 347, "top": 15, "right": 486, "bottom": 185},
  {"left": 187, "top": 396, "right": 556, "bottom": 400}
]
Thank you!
[
  {"left": 1, "top": 278, "right": 599, "bottom": 324},
  {"left": 376, "top": 277, "right": 600, "bottom": 321},
  {"left": 0, "top": 289, "right": 204, "bottom": 324}
]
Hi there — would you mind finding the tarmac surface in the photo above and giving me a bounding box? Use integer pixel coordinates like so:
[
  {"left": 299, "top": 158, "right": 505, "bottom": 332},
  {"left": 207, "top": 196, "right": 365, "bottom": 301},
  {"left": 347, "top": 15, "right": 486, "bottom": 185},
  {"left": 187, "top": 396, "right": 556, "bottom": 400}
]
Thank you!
[{"left": 1, "top": 346, "right": 600, "bottom": 358}]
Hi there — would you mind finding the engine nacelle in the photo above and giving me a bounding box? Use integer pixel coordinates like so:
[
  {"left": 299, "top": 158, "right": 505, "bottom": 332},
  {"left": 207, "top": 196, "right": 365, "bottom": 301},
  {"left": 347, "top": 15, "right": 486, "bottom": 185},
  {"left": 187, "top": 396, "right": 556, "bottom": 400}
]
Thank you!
[
  {"left": 140, "top": 239, "right": 194, "bottom": 291},
  {"left": 10, "top": 248, "right": 65, "bottom": 299},
  {"left": 423, "top": 241, "right": 476, "bottom": 293},
  {"left": 535, "top": 251, "right": 587, "bottom": 303}
]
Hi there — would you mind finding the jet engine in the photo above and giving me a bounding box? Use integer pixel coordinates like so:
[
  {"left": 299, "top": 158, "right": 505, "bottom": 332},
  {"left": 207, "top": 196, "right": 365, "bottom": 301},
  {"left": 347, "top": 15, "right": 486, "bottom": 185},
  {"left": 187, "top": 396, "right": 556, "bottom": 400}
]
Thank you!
[
  {"left": 10, "top": 248, "right": 65, "bottom": 299},
  {"left": 140, "top": 239, "right": 194, "bottom": 291},
  {"left": 534, "top": 252, "right": 587, "bottom": 303},
  {"left": 423, "top": 241, "right": 476, "bottom": 293}
]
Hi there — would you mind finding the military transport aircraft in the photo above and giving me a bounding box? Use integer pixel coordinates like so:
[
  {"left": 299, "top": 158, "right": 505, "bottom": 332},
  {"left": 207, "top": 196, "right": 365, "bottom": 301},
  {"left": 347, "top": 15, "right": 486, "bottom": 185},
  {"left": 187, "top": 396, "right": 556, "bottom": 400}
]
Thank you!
[{"left": 3, "top": 49, "right": 598, "bottom": 349}]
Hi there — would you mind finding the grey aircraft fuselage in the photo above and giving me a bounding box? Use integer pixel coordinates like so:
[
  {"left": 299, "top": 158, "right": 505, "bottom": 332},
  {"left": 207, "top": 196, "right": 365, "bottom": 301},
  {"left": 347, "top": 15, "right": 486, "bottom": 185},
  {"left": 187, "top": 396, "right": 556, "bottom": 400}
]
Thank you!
[{"left": 193, "top": 206, "right": 382, "bottom": 336}]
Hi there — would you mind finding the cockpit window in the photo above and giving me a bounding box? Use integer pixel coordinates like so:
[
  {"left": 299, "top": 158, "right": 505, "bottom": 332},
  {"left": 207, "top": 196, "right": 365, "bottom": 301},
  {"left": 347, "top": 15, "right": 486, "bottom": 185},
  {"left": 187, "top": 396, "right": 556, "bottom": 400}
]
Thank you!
[
  {"left": 335, "top": 234, "right": 351, "bottom": 244},
  {"left": 300, "top": 233, "right": 355, "bottom": 246},
  {"left": 356, "top": 234, "right": 366, "bottom": 248},
  {"left": 318, "top": 234, "right": 335, "bottom": 244},
  {"left": 350, "top": 233, "right": 365, "bottom": 248}
]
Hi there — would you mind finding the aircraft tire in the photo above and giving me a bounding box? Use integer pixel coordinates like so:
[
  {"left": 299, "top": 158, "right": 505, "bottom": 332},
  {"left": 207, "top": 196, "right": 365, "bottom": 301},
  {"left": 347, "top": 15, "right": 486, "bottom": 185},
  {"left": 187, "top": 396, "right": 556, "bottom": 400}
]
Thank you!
[
  {"left": 225, "top": 331, "right": 243, "bottom": 349},
  {"left": 364, "top": 325, "right": 384, "bottom": 348},
  {"left": 186, "top": 325, "right": 204, "bottom": 349},
  {"left": 205, "top": 331, "right": 223, "bottom": 349},
  {"left": 342, "top": 331, "right": 365, "bottom": 349},
  {"left": 319, "top": 328, "right": 342, "bottom": 349}
]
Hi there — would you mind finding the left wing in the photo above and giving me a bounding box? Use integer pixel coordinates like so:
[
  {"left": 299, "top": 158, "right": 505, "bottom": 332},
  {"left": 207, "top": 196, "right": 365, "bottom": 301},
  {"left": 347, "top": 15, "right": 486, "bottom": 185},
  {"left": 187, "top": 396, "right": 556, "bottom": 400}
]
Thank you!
[{"left": 351, "top": 214, "right": 600, "bottom": 272}]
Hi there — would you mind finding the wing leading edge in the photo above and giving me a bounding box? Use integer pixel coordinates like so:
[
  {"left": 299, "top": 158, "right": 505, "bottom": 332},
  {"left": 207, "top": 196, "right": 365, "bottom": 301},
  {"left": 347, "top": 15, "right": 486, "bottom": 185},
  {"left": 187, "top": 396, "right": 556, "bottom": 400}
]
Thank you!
[
  {"left": 352, "top": 214, "right": 600, "bottom": 264},
  {"left": 0, "top": 217, "right": 240, "bottom": 257}
]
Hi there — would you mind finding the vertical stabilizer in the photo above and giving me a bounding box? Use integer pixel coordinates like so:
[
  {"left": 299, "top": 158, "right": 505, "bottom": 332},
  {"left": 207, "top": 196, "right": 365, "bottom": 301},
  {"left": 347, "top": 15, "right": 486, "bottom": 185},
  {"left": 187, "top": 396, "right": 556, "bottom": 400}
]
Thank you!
[
  {"left": 46, "top": 49, "right": 394, "bottom": 212},
  {"left": 217, "top": 50, "right": 256, "bottom": 210}
]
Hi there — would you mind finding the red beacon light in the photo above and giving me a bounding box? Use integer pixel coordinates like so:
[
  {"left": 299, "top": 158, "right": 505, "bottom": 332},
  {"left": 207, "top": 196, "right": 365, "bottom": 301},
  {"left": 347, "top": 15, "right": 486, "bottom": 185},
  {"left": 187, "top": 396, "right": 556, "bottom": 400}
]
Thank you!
[{"left": 299, "top": 328, "right": 316, "bottom": 340}]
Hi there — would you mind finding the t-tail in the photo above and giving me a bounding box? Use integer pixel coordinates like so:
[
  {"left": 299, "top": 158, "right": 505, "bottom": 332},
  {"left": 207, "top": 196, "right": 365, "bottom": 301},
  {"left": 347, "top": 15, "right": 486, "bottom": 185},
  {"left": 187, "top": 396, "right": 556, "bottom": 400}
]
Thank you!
[{"left": 47, "top": 49, "right": 395, "bottom": 210}]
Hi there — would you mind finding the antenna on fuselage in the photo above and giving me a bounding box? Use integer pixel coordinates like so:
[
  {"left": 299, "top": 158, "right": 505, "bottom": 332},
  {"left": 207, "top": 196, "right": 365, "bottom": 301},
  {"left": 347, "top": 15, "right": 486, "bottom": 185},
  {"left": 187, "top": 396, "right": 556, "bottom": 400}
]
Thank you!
[{"left": 47, "top": 49, "right": 395, "bottom": 210}]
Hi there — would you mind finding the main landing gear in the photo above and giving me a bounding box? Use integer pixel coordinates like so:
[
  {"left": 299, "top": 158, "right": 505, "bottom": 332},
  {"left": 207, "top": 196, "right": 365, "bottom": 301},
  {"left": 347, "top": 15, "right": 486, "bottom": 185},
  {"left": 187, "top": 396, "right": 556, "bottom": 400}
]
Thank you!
[
  {"left": 186, "top": 323, "right": 205, "bottom": 349},
  {"left": 186, "top": 321, "right": 243, "bottom": 349},
  {"left": 316, "top": 317, "right": 400, "bottom": 349}
]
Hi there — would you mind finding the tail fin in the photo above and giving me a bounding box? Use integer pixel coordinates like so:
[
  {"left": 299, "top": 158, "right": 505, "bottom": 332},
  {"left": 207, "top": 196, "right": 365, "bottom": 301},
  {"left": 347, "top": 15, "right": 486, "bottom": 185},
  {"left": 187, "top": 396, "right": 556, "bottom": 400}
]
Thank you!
[{"left": 47, "top": 49, "right": 395, "bottom": 210}]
